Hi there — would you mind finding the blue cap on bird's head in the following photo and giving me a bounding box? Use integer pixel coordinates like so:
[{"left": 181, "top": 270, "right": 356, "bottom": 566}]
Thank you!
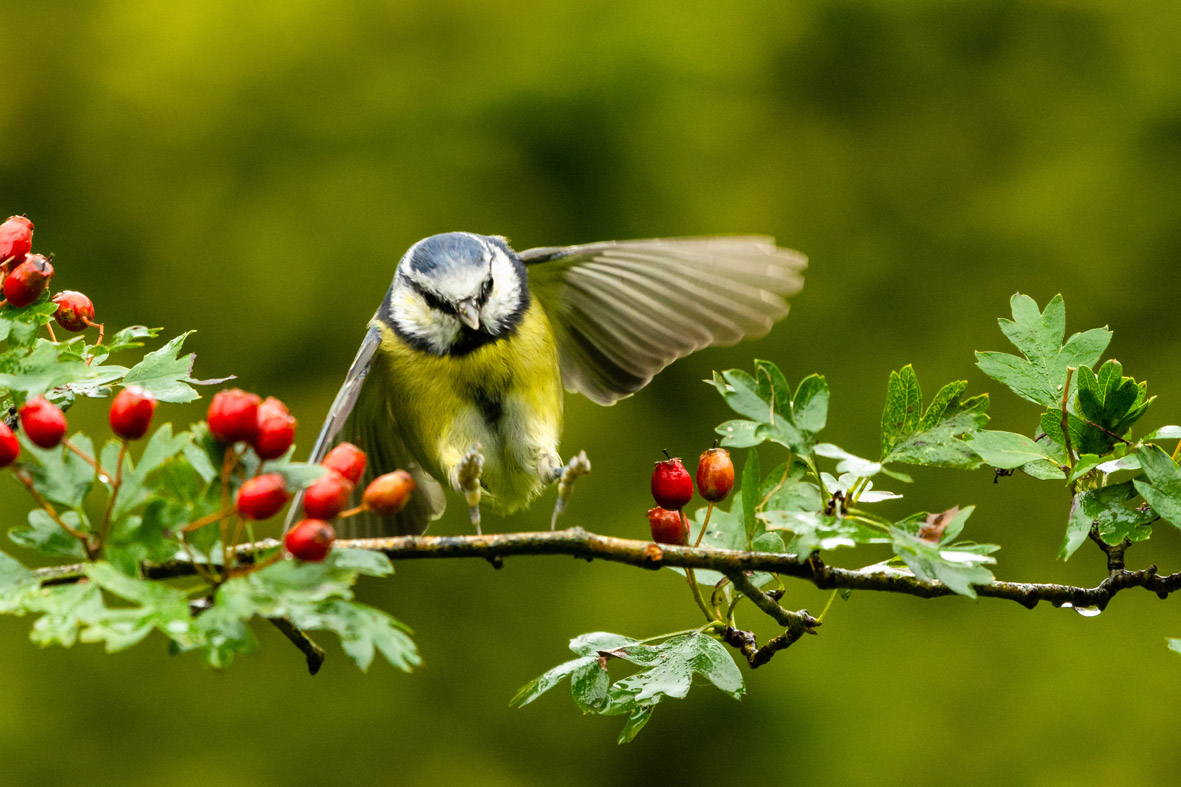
[{"left": 404, "top": 232, "right": 494, "bottom": 275}]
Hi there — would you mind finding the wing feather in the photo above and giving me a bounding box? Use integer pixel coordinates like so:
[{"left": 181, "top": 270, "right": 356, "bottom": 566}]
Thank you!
[
  {"left": 287, "top": 322, "right": 445, "bottom": 537},
  {"left": 523, "top": 237, "right": 805, "bottom": 405}
]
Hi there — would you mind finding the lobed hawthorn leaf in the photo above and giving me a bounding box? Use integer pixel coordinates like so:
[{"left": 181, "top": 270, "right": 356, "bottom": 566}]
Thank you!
[
  {"left": 9, "top": 509, "right": 87, "bottom": 559},
  {"left": 1132, "top": 445, "right": 1181, "bottom": 531},
  {"left": 967, "top": 430, "right": 1065, "bottom": 478},
  {"left": 1144, "top": 425, "right": 1181, "bottom": 441},
  {"left": 121, "top": 331, "right": 231, "bottom": 403},
  {"left": 709, "top": 361, "right": 829, "bottom": 454},
  {"left": 975, "top": 294, "right": 1111, "bottom": 408},
  {"left": 879, "top": 366, "right": 988, "bottom": 468},
  {"left": 0, "top": 340, "right": 98, "bottom": 401},
  {"left": 16, "top": 431, "right": 96, "bottom": 510},
  {"left": 1076, "top": 360, "right": 1152, "bottom": 435},
  {"left": 1061, "top": 482, "right": 1154, "bottom": 561},
  {"left": 107, "top": 424, "right": 193, "bottom": 522},
  {"left": 759, "top": 509, "right": 888, "bottom": 554},
  {"left": 513, "top": 633, "right": 743, "bottom": 742},
  {"left": 1039, "top": 362, "right": 1150, "bottom": 457},
  {"left": 570, "top": 660, "right": 611, "bottom": 713},
  {"left": 890, "top": 529, "right": 997, "bottom": 599},
  {"left": 0, "top": 295, "right": 58, "bottom": 349}
]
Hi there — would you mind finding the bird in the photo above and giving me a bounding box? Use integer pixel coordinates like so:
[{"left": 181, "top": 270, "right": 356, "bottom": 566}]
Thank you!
[{"left": 294, "top": 232, "right": 806, "bottom": 537}]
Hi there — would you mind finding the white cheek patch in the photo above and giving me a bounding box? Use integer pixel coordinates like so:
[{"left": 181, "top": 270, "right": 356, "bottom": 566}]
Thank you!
[
  {"left": 481, "top": 251, "right": 523, "bottom": 332},
  {"left": 391, "top": 289, "right": 460, "bottom": 354}
]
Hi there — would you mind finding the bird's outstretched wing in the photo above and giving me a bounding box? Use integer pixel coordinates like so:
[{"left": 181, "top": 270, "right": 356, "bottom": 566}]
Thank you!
[
  {"left": 286, "top": 322, "right": 445, "bottom": 537},
  {"left": 521, "top": 237, "right": 806, "bottom": 405}
]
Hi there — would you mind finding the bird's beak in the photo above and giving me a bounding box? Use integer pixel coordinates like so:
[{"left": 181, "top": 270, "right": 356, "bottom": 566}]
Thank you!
[{"left": 457, "top": 299, "right": 481, "bottom": 330}]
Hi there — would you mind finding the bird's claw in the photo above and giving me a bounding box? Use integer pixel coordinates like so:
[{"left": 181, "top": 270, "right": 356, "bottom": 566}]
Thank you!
[
  {"left": 550, "top": 450, "right": 591, "bottom": 530},
  {"left": 458, "top": 444, "right": 485, "bottom": 534}
]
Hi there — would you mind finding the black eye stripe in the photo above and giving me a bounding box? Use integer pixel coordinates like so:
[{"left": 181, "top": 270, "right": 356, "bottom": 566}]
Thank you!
[{"left": 407, "top": 278, "right": 451, "bottom": 313}]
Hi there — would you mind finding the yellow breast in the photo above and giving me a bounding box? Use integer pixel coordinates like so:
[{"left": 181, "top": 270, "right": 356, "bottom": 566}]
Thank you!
[{"left": 372, "top": 299, "right": 564, "bottom": 511}]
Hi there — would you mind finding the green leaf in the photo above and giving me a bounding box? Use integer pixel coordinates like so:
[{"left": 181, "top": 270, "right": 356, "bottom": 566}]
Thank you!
[
  {"left": 1062, "top": 482, "right": 1154, "bottom": 560},
  {"left": 1075, "top": 360, "right": 1152, "bottom": 439},
  {"left": 1144, "top": 426, "right": 1181, "bottom": 441},
  {"left": 759, "top": 510, "right": 889, "bottom": 554},
  {"left": 330, "top": 548, "right": 394, "bottom": 577},
  {"left": 879, "top": 367, "right": 988, "bottom": 468},
  {"left": 28, "top": 582, "right": 106, "bottom": 648},
  {"left": 259, "top": 456, "right": 329, "bottom": 490},
  {"left": 0, "top": 295, "right": 58, "bottom": 347},
  {"left": 570, "top": 632, "right": 641, "bottom": 657},
  {"left": 0, "top": 549, "right": 38, "bottom": 609},
  {"left": 121, "top": 332, "right": 231, "bottom": 403},
  {"left": 17, "top": 431, "right": 96, "bottom": 509},
  {"left": 975, "top": 294, "right": 1111, "bottom": 408},
  {"left": 890, "top": 527, "right": 996, "bottom": 598},
  {"left": 110, "top": 424, "right": 192, "bottom": 521},
  {"left": 570, "top": 660, "right": 611, "bottom": 713},
  {"left": 292, "top": 600, "right": 420, "bottom": 672},
  {"left": 709, "top": 362, "right": 828, "bottom": 453},
  {"left": 105, "top": 326, "right": 162, "bottom": 355},
  {"left": 10, "top": 510, "right": 87, "bottom": 558},
  {"left": 814, "top": 443, "right": 885, "bottom": 480},
  {"left": 740, "top": 449, "right": 760, "bottom": 547},
  {"left": 967, "top": 430, "right": 1063, "bottom": 476},
  {"left": 608, "top": 633, "right": 744, "bottom": 702},
  {"left": 715, "top": 420, "right": 762, "bottom": 448},
  {"left": 0, "top": 340, "right": 99, "bottom": 400},
  {"left": 880, "top": 365, "right": 922, "bottom": 458},
  {"left": 616, "top": 705, "right": 654, "bottom": 744},
  {"left": 79, "top": 562, "right": 193, "bottom": 652},
  {"left": 511, "top": 657, "right": 598, "bottom": 708},
  {"left": 1133, "top": 445, "right": 1181, "bottom": 530},
  {"left": 514, "top": 633, "right": 741, "bottom": 743}
]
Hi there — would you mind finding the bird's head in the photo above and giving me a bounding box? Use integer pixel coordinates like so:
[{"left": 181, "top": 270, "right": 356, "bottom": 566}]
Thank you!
[{"left": 383, "top": 232, "right": 530, "bottom": 355}]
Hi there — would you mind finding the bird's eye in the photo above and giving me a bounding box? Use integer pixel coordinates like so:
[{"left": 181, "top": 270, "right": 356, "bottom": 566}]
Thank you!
[
  {"left": 417, "top": 287, "right": 448, "bottom": 313},
  {"left": 478, "top": 277, "right": 493, "bottom": 304}
]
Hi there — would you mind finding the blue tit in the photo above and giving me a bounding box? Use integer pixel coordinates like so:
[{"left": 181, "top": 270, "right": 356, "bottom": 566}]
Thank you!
[{"left": 295, "top": 232, "right": 805, "bottom": 536}]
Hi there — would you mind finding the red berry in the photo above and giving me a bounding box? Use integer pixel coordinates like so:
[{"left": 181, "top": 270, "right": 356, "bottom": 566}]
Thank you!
[
  {"left": 235, "top": 473, "right": 289, "bottom": 520},
  {"left": 0, "top": 422, "right": 20, "bottom": 467},
  {"left": 647, "top": 507, "right": 689, "bottom": 546},
  {"left": 362, "top": 470, "right": 415, "bottom": 515},
  {"left": 323, "top": 442, "right": 367, "bottom": 485},
  {"left": 207, "top": 388, "right": 261, "bottom": 444},
  {"left": 284, "top": 518, "right": 336, "bottom": 562},
  {"left": 18, "top": 396, "right": 67, "bottom": 449},
  {"left": 51, "top": 290, "right": 95, "bottom": 332},
  {"left": 303, "top": 470, "right": 354, "bottom": 519},
  {"left": 252, "top": 396, "right": 296, "bottom": 459},
  {"left": 109, "top": 385, "right": 156, "bottom": 441},
  {"left": 3, "top": 254, "right": 54, "bottom": 308},
  {"left": 651, "top": 454, "right": 693, "bottom": 510},
  {"left": 0, "top": 216, "right": 33, "bottom": 269},
  {"left": 696, "top": 446, "right": 734, "bottom": 503}
]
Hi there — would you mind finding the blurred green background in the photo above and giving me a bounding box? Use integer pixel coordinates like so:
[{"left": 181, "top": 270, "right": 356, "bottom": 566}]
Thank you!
[{"left": 3, "top": 0, "right": 1181, "bottom": 784}]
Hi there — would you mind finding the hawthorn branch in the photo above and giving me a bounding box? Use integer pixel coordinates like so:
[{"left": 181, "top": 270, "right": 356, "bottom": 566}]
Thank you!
[
  {"left": 33, "top": 527, "right": 1181, "bottom": 612},
  {"left": 267, "top": 616, "right": 325, "bottom": 675}
]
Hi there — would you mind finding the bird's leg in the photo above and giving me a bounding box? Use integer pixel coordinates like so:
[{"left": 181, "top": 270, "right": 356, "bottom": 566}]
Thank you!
[
  {"left": 549, "top": 450, "right": 591, "bottom": 530},
  {"left": 456, "top": 444, "right": 485, "bottom": 535}
]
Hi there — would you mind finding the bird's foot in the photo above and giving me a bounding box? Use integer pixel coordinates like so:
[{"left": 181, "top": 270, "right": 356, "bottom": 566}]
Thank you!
[
  {"left": 457, "top": 444, "right": 485, "bottom": 535},
  {"left": 550, "top": 450, "right": 591, "bottom": 530}
]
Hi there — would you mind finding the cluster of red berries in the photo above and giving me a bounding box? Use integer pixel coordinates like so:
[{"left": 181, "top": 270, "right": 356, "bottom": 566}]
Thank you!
[
  {"left": 647, "top": 446, "right": 735, "bottom": 546},
  {"left": 0, "top": 386, "right": 157, "bottom": 469},
  {"left": 211, "top": 389, "right": 414, "bottom": 562},
  {"left": 0, "top": 215, "right": 98, "bottom": 334}
]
